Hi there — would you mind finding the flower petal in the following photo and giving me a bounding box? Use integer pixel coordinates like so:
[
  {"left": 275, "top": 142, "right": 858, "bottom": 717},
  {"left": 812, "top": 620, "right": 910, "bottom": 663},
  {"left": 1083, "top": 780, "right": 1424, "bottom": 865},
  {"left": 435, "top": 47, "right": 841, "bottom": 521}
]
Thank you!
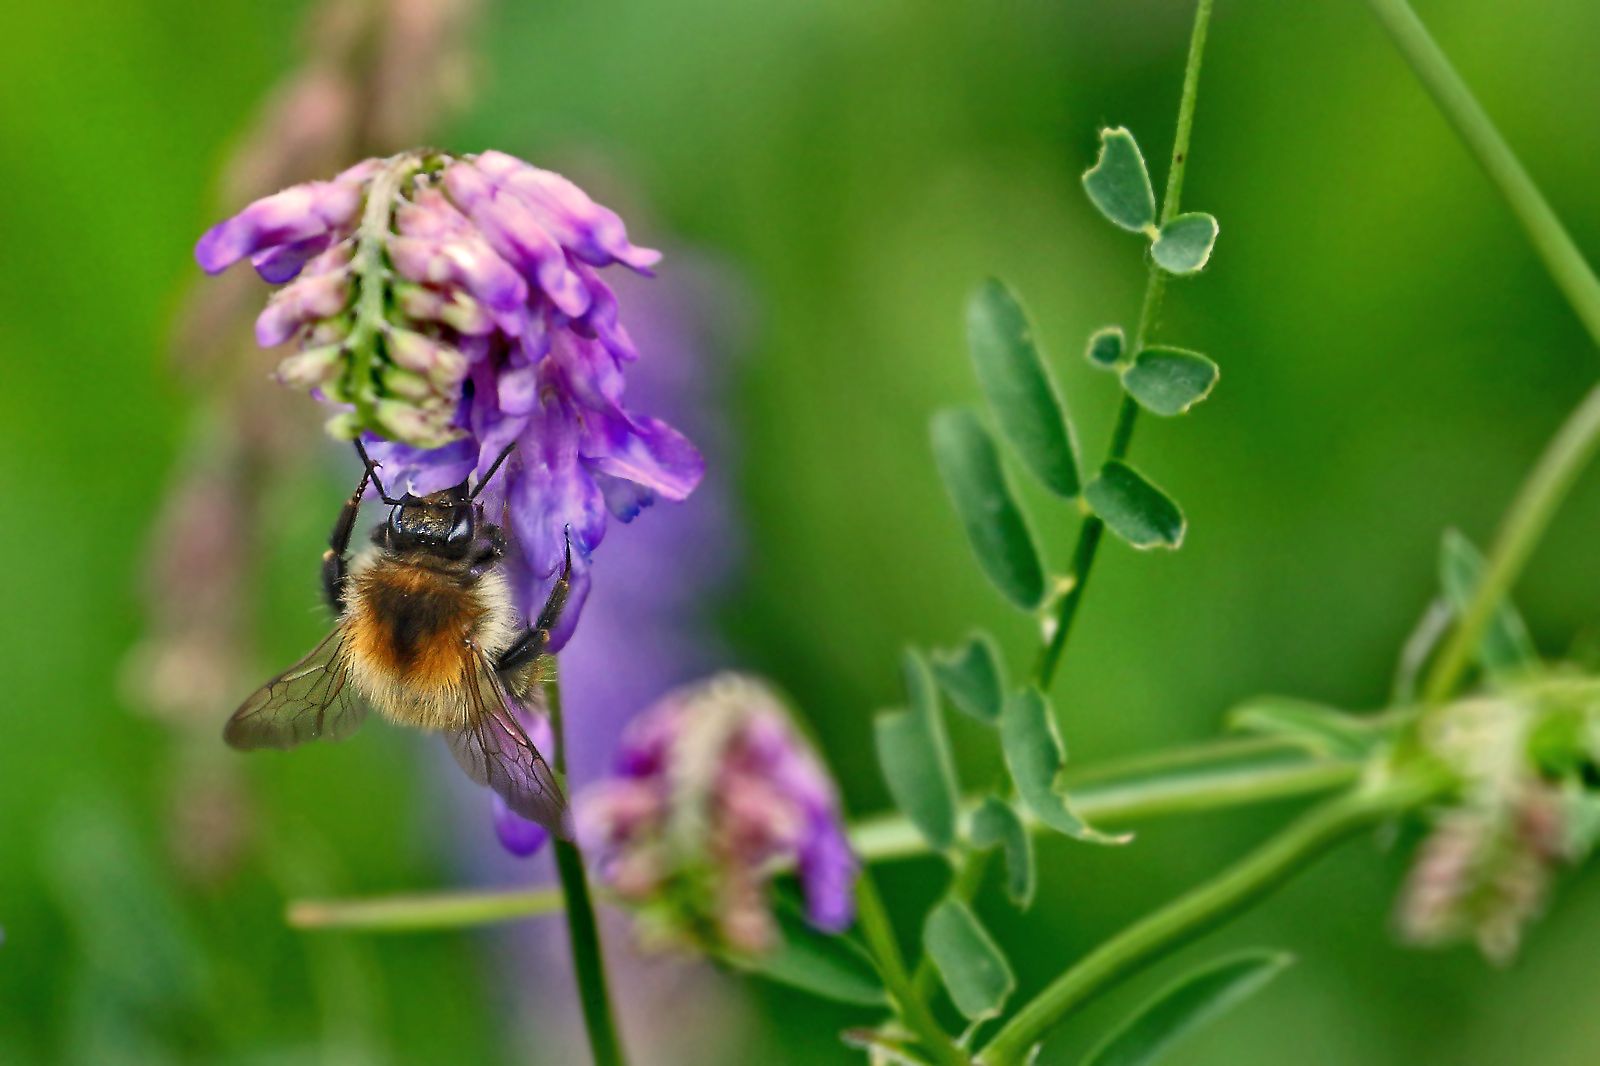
[
  {"left": 388, "top": 234, "right": 529, "bottom": 322},
  {"left": 472, "top": 150, "right": 661, "bottom": 272},
  {"left": 251, "top": 233, "right": 332, "bottom": 283},
  {"left": 508, "top": 397, "right": 607, "bottom": 577},
  {"left": 492, "top": 795, "right": 550, "bottom": 857},
  {"left": 568, "top": 261, "right": 638, "bottom": 362},
  {"left": 583, "top": 414, "right": 705, "bottom": 502},
  {"left": 254, "top": 270, "right": 350, "bottom": 347},
  {"left": 593, "top": 472, "right": 656, "bottom": 521},
  {"left": 363, "top": 435, "right": 477, "bottom": 497},
  {"left": 195, "top": 180, "right": 363, "bottom": 274},
  {"left": 798, "top": 821, "right": 857, "bottom": 933},
  {"left": 445, "top": 160, "right": 592, "bottom": 318}
]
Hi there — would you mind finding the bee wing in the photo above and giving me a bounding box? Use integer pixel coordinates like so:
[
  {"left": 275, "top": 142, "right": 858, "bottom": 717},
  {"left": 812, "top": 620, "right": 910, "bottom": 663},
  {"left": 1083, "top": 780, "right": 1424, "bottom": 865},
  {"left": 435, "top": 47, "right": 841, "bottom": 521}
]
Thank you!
[
  {"left": 224, "top": 627, "right": 370, "bottom": 750},
  {"left": 448, "top": 644, "right": 570, "bottom": 838}
]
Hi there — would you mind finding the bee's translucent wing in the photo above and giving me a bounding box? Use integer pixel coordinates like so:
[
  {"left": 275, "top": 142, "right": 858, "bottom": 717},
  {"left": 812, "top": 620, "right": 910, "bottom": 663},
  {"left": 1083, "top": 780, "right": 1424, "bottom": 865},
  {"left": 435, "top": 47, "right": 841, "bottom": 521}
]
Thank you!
[
  {"left": 448, "top": 644, "right": 570, "bottom": 837},
  {"left": 224, "top": 627, "right": 370, "bottom": 750}
]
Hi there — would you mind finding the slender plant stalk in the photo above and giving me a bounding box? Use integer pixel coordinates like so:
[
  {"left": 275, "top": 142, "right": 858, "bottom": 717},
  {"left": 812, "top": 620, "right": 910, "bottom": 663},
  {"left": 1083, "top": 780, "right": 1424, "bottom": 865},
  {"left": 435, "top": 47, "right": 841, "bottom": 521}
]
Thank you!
[
  {"left": 1358, "top": 0, "right": 1600, "bottom": 706},
  {"left": 912, "top": 0, "right": 1218, "bottom": 1003},
  {"left": 1034, "top": 0, "right": 1213, "bottom": 687},
  {"left": 547, "top": 673, "right": 629, "bottom": 1066},
  {"left": 977, "top": 771, "right": 1446, "bottom": 1066},
  {"left": 288, "top": 736, "right": 1359, "bottom": 931},
  {"left": 854, "top": 874, "right": 971, "bottom": 1066},
  {"left": 1362, "top": 0, "right": 1600, "bottom": 350},
  {"left": 1423, "top": 383, "right": 1600, "bottom": 703},
  {"left": 288, "top": 885, "right": 565, "bottom": 932},
  {"left": 348, "top": 153, "right": 417, "bottom": 427}
]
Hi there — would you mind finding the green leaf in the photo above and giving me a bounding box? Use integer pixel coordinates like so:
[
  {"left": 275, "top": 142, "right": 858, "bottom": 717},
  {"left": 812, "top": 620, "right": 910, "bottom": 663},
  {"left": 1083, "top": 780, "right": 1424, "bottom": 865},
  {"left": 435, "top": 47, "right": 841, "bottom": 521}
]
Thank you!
[
  {"left": 970, "top": 797, "right": 1035, "bottom": 908},
  {"left": 873, "top": 651, "right": 960, "bottom": 850},
  {"left": 1120, "top": 346, "right": 1218, "bottom": 416},
  {"left": 930, "top": 408, "right": 1048, "bottom": 609},
  {"left": 967, "top": 279, "right": 1081, "bottom": 497},
  {"left": 1083, "top": 127, "right": 1156, "bottom": 233},
  {"left": 1000, "top": 689, "right": 1130, "bottom": 845},
  {"left": 735, "top": 908, "right": 888, "bottom": 1007},
  {"left": 1439, "top": 529, "right": 1537, "bottom": 677},
  {"left": 1150, "top": 212, "right": 1218, "bottom": 274},
  {"left": 1085, "top": 460, "right": 1185, "bottom": 550},
  {"left": 929, "top": 632, "right": 1005, "bottom": 725},
  {"left": 1226, "top": 696, "right": 1387, "bottom": 759},
  {"left": 923, "top": 899, "right": 1015, "bottom": 1021},
  {"left": 1086, "top": 326, "right": 1126, "bottom": 370},
  {"left": 1081, "top": 950, "right": 1293, "bottom": 1066}
]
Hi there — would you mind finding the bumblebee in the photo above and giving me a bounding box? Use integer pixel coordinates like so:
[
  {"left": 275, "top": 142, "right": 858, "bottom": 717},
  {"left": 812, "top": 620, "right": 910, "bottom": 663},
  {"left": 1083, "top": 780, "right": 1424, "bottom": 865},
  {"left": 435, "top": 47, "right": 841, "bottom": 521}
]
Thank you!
[{"left": 225, "top": 442, "right": 568, "bottom": 835}]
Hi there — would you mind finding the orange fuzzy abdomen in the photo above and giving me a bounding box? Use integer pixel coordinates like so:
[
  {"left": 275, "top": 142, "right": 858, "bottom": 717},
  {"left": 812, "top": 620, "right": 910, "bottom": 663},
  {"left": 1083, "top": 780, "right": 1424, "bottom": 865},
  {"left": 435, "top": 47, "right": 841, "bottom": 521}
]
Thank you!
[{"left": 342, "top": 559, "right": 491, "bottom": 730}]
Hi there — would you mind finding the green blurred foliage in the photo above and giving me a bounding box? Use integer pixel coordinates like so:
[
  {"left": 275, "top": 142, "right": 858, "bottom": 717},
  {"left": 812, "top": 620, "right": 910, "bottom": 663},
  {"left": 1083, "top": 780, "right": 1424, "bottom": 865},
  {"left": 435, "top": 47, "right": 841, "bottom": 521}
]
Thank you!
[{"left": 4, "top": 0, "right": 1600, "bottom": 1062}]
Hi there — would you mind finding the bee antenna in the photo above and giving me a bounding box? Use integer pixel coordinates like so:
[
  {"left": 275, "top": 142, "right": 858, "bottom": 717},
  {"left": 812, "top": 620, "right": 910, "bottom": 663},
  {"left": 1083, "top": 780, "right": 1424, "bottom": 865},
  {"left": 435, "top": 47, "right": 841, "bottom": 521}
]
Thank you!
[
  {"left": 470, "top": 442, "right": 519, "bottom": 500},
  {"left": 352, "top": 440, "right": 403, "bottom": 505}
]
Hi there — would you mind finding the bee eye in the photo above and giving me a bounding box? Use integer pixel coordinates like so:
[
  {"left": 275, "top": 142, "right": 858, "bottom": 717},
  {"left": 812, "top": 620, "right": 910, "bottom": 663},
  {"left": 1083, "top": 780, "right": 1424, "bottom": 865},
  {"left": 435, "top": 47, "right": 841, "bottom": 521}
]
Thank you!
[{"left": 448, "top": 506, "right": 474, "bottom": 546}]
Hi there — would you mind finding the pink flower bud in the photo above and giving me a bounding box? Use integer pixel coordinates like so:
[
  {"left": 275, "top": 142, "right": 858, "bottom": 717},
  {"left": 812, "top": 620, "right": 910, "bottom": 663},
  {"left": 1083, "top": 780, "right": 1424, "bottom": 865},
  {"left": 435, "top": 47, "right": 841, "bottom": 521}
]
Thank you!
[
  {"left": 274, "top": 344, "right": 344, "bottom": 390},
  {"left": 255, "top": 270, "right": 351, "bottom": 346}
]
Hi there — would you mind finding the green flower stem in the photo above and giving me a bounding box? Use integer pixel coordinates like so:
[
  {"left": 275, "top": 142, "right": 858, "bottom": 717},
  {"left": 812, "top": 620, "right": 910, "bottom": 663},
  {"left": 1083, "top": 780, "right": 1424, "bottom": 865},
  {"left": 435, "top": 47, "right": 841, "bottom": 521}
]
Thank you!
[
  {"left": 854, "top": 874, "right": 971, "bottom": 1066},
  {"left": 1422, "top": 382, "right": 1600, "bottom": 703},
  {"left": 548, "top": 673, "right": 630, "bottom": 1066},
  {"left": 1035, "top": 0, "right": 1213, "bottom": 687},
  {"left": 918, "top": 0, "right": 1215, "bottom": 1001},
  {"left": 1361, "top": 0, "right": 1600, "bottom": 349},
  {"left": 287, "top": 885, "right": 565, "bottom": 932},
  {"left": 916, "top": 1, "right": 1221, "bottom": 1000},
  {"left": 905, "top": 740, "right": 1357, "bottom": 1000},
  {"left": 976, "top": 770, "right": 1445, "bottom": 1066},
  {"left": 554, "top": 842, "right": 625, "bottom": 1066},
  {"left": 1358, "top": 0, "right": 1600, "bottom": 707},
  {"left": 285, "top": 736, "right": 1358, "bottom": 932},
  {"left": 346, "top": 153, "right": 414, "bottom": 427}
]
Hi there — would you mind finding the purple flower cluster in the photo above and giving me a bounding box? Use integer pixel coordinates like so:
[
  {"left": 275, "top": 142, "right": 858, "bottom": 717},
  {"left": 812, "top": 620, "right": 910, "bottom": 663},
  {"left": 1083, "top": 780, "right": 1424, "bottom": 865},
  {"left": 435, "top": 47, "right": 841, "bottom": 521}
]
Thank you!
[
  {"left": 577, "top": 674, "right": 857, "bottom": 954},
  {"left": 195, "top": 149, "right": 703, "bottom": 635}
]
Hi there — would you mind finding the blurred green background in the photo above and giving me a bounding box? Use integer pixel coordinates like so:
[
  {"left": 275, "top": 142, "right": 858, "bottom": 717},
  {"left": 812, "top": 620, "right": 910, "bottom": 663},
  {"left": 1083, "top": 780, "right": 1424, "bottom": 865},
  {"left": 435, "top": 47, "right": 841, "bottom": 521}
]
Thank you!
[{"left": 5, "top": 0, "right": 1600, "bottom": 1062}]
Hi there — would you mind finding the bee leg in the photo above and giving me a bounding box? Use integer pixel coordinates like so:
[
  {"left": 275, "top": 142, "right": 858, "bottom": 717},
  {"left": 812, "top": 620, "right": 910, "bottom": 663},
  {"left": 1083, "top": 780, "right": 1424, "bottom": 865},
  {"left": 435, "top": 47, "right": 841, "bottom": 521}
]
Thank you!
[
  {"left": 323, "top": 466, "right": 372, "bottom": 615},
  {"left": 495, "top": 628, "right": 549, "bottom": 678},
  {"left": 496, "top": 530, "right": 574, "bottom": 676}
]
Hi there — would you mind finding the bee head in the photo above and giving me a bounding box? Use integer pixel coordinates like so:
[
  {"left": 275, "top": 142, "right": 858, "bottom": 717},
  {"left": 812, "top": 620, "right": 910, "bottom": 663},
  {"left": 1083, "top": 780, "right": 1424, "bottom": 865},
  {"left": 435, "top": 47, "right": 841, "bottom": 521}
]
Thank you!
[{"left": 384, "top": 488, "right": 477, "bottom": 558}]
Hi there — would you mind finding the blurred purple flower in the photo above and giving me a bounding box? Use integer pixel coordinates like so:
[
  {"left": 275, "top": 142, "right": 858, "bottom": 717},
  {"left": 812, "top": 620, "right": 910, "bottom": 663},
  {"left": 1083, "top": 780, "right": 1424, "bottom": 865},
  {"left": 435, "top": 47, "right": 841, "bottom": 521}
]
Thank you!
[
  {"left": 576, "top": 674, "right": 857, "bottom": 954},
  {"left": 195, "top": 149, "right": 704, "bottom": 642}
]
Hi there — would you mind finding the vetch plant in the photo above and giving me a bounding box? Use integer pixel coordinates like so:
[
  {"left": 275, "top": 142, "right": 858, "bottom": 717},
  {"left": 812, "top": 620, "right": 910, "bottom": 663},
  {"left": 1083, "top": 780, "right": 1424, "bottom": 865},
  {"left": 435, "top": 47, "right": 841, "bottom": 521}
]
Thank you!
[
  {"left": 197, "top": 147, "right": 707, "bottom": 1066},
  {"left": 197, "top": 148, "right": 704, "bottom": 639},
  {"left": 223, "top": 0, "right": 1600, "bottom": 1063}
]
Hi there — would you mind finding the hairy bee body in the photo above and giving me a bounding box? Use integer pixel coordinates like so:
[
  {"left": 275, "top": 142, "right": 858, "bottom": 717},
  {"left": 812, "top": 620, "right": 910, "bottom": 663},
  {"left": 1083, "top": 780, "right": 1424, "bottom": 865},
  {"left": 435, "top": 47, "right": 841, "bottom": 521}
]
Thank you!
[
  {"left": 342, "top": 550, "right": 518, "bottom": 732},
  {"left": 225, "top": 446, "right": 573, "bottom": 836}
]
